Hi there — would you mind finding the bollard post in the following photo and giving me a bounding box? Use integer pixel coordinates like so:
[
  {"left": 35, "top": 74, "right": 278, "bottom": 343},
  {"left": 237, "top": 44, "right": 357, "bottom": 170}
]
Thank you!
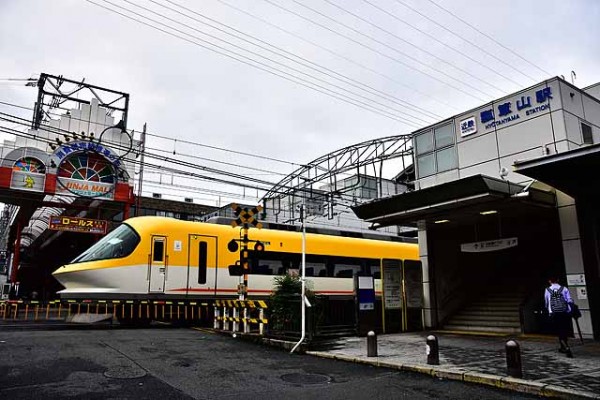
[
  {"left": 426, "top": 335, "right": 439, "bottom": 365},
  {"left": 506, "top": 340, "right": 522, "bottom": 378},
  {"left": 367, "top": 331, "right": 378, "bottom": 357}
]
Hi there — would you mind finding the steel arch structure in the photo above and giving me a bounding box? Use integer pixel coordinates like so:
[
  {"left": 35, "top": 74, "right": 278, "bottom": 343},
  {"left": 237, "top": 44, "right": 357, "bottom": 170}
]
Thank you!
[{"left": 262, "top": 134, "right": 413, "bottom": 204}]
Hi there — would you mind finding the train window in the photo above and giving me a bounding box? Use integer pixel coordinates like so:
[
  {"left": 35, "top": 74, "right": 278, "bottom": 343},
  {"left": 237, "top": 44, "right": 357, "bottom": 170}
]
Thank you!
[
  {"left": 248, "top": 251, "right": 287, "bottom": 276},
  {"left": 152, "top": 240, "right": 165, "bottom": 262},
  {"left": 371, "top": 265, "right": 381, "bottom": 279},
  {"left": 305, "top": 256, "right": 326, "bottom": 278},
  {"left": 71, "top": 224, "right": 140, "bottom": 263},
  {"left": 198, "top": 241, "right": 207, "bottom": 284},
  {"left": 330, "top": 257, "right": 360, "bottom": 277}
]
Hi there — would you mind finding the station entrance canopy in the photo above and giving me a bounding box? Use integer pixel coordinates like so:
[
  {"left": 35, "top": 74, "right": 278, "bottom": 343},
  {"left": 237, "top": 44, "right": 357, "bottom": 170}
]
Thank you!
[
  {"left": 513, "top": 143, "right": 600, "bottom": 199},
  {"left": 352, "top": 174, "right": 555, "bottom": 228}
]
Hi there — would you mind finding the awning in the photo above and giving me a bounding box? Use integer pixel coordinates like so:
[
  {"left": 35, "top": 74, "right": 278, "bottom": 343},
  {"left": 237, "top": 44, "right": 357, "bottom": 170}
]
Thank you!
[
  {"left": 513, "top": 143, "right": 600, "bottom": 199},
  {"left": 352, "top": 174, "right": 555, "bottom": 228}
]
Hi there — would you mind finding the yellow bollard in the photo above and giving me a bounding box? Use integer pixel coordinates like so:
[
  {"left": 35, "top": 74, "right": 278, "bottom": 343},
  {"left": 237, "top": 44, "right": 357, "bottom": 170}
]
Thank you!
[
  {"left": 24, "top": 304, "right": 29, "bottom": 320},
  {"left": 34, "top": 304, "right": 39, "bottom": 321}
]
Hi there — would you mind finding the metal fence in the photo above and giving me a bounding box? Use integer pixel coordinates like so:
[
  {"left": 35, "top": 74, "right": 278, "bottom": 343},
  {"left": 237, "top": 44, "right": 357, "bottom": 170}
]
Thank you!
[{"left": 0, "top": 299, "right": 213, "bottom": 324}]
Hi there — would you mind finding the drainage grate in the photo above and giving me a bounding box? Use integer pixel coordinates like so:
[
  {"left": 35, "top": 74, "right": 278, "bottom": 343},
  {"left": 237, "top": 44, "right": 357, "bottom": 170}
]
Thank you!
[{"left": 281, "top": 373, "right": 331, "bottom": 385}]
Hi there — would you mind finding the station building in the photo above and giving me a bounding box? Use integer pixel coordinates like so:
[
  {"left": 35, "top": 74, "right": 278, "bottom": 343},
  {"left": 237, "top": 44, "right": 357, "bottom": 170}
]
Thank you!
[{"left": 354, "top": 77, "right": 600, "bottom": 339}]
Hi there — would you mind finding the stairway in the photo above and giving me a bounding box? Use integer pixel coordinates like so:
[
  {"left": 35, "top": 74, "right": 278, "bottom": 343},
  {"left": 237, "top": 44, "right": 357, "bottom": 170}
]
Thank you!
[{"left": 444, "top": 290, "right": 525, "bottom": 334}]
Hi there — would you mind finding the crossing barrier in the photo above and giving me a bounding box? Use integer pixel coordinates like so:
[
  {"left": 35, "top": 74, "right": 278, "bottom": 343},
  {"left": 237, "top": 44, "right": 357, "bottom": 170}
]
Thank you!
[
  {"left": 214, "top": 299, "right": 268, "bottom": 335},
  {"left": 0, "top": 299, "right": 212, "bottom": 324}
]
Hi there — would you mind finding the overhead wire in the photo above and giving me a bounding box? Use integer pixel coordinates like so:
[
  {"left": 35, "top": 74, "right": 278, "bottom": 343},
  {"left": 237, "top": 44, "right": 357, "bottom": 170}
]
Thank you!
[
  {"left": 120, "top": 0, "right": 430, "bottom": 126},
  {"left": 87, "top": 0, "right": 423, "bottom": 126},
  {"left": 359, "top": 0, "right": 529, "bottom": 87},
  {"left": 216, "top": 0, "right": 458, "bottom": 113},
  {"left": 0, "top": 98, "right": 300, "bottom": 168},
  {"left": 0, "top": 113, "right": 368, "bottom": 204},
  {"left": 0, "top": 98, "right": 357, "bottom": 190},
  {"left": 319, "top": 0, "right": 507, "bottom": 94},
  {"left": 389, "top": 0, "right": 543, "bottom": 81},
  {"left": 144, "top": 143, "right": 289, "bottom": 177},
  {"left": 423, "top": 0, "right": 553, "bottom": 78},
  {"left": 150, "top": 0, "right": 439, "bottom": 123},
  {"left": 262, "top": 0, "right": 490, "bottom": 101}
]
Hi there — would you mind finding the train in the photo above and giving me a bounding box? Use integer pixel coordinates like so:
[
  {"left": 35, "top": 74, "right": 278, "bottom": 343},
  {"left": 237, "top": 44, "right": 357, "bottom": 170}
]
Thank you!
[{"left": 52, "top": 216, "right": 419, "bottom": 300}]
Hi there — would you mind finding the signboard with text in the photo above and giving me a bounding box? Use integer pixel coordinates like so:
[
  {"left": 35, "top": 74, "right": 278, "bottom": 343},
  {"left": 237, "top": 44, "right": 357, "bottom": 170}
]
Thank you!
[
  {"left": 461, "top": 238, "right": 518, "bottom": 253},
  {"left": 49, "top": 216, "right": 108, "bottom": 234},
  {"left": 455, "top": 81, "right": 559, "bottom": 140},
  {"left": 55, "top": 177, "right": 114, "bottom": 200},
  {"left": 382, "top": 260, "right": 403, "bottom": 309}
]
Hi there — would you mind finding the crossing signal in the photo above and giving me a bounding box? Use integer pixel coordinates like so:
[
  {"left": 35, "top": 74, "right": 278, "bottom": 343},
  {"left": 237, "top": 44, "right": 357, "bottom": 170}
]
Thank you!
[
  {"left": 231, "top": 203, "right": 263, "bottom": 229},
  {"left": 228, "top": 263, "right": 244, "bottom": 276}
]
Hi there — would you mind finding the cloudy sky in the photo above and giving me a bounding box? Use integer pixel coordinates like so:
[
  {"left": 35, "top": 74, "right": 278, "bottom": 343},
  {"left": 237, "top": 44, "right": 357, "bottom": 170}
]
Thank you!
[{"left": 1, "top": 0, "right": 599, "bottom": 205}]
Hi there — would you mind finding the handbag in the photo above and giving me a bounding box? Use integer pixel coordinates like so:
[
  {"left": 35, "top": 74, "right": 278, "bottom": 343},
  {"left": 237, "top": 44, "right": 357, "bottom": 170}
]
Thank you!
[{"left": 570, "top": 302, "right": 582, "bottom": 319}]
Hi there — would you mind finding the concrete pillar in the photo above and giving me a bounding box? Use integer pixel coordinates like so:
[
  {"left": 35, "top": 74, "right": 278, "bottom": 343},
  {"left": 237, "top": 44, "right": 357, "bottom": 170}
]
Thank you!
[
  {"left": 556, "top": 190, "right": 593, "bottom": 338},
  {"left": 418, "top": 221, "right": 435, "bottom": 328}
]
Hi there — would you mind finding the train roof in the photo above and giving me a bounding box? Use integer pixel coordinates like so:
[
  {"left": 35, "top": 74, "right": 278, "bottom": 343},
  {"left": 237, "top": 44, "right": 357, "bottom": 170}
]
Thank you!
[{"left": 125, "top": 216, "right": 416, "bottom": 244}]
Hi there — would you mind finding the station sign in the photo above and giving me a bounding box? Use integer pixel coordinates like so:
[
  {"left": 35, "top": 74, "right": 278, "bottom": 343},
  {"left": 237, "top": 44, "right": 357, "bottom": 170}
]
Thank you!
[
  {"left": 461, "top": 237, "right": 518, "bottom": 253},
  {"left": 455, "top": 81, "right": 558, "bottom": 140},
  {"left": 49, "top": 216, "right": 108, "bottom": 234}
]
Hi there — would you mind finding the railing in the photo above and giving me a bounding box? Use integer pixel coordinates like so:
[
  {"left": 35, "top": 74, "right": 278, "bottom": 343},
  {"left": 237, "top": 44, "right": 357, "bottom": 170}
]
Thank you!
[
  {"left": 0, "top": 299, "right": 213, "bottom": 324},
  {"left": 267, "top": 295, "right": 356, "bottom": 341}
]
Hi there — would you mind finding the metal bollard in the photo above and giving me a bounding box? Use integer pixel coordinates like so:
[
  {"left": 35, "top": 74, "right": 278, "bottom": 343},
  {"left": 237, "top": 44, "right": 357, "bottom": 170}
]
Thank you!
[
  {"left": 506, "top": 340, "right": 523, "bottom": 378},
  {"left": 367, "top": 331, "right": 378, "bottom": 357},
  {"left": 426, "top": 335, "right": 439, "bottom": 365}
]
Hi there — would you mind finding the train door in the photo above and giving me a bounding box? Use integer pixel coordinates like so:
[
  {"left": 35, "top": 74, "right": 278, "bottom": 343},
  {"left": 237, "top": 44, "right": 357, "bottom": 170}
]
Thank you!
[
  {"left": 149, "top": 236, "right": 167, "bottom": 293},
  {"left": 187, "top": 235, "right": 218, "bottom": 297}
]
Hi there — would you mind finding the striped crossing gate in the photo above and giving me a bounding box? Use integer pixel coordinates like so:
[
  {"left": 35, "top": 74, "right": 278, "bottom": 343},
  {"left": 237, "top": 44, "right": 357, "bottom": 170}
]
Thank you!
[{"left": 214, "top": 299, "right": 268, "bottom": 335}]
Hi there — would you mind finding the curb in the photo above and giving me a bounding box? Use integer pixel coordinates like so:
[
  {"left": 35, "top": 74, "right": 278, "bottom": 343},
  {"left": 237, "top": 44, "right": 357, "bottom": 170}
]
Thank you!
[{"left": 305, "top": 351, "right": 600, "bottom": 399}]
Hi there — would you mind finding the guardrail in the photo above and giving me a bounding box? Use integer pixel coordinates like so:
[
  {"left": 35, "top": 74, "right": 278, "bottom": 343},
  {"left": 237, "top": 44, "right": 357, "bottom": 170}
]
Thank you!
[
  {"left": 0, "top": 299, "right": 212, "bottom": 324},
  {"left": 214, "top": 299, "right": 268, "bottom": 335}
]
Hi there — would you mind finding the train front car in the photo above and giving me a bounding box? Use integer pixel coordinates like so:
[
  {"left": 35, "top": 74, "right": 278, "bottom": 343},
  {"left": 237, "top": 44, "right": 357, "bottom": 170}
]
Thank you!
[{"left": 53, "top": 218, "right": 147, "bottom": 299}]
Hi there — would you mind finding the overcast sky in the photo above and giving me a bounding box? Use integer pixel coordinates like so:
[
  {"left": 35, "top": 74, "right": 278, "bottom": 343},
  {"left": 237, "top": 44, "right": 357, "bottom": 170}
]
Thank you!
[{"left": 1, "top": 0, "right": 599, "bottom": 205}]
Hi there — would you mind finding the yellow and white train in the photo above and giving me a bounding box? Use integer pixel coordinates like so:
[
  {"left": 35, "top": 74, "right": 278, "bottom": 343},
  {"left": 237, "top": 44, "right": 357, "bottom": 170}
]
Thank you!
[{"left": 53, "top": 216, "right": 419, "bottom": 300}]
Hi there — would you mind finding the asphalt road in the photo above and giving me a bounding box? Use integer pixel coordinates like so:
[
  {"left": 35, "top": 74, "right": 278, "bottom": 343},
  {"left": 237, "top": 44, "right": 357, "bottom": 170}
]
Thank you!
[{"left": 0, "top": 327, "right": 536, "bottom": 399}]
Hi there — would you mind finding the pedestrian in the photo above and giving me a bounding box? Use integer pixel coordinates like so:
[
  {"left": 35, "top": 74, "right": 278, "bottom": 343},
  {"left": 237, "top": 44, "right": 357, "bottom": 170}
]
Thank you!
[{"left": 544, "top": 277, "right": 574, "bottom": 358}]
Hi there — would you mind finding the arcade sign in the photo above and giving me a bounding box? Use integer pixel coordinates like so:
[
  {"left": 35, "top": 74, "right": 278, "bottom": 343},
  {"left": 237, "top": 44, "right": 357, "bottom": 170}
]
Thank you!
[
  {"left": 51, "top": 140, "right": 122, "bottom": 168},
  {"left": 49, "top": 216, "right": 108, "bottom": 234},
  {"left": 54, "top": 177, "right": 114, "bottom": 199}
]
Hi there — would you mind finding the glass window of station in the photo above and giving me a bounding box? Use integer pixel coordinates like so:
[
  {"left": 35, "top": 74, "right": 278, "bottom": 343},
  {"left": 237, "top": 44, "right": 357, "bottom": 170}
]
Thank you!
[{"left": 415, "top": 123, "right": 458, "bottom": 178}]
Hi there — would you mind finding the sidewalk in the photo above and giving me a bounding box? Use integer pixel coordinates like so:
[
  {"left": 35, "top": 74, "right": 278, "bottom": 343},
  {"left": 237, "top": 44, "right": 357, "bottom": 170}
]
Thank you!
[{"left": 305, "top": 332, "right": 600, "bottom": 399}]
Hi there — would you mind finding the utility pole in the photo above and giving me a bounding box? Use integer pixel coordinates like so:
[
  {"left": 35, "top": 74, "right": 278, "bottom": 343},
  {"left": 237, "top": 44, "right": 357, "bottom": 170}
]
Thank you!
[
  {"left": 291, "top": 202, "right": 308, "bottom": 353},
  {"left": 135, "top": 123, "right": 147, "bottom": 217}
]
